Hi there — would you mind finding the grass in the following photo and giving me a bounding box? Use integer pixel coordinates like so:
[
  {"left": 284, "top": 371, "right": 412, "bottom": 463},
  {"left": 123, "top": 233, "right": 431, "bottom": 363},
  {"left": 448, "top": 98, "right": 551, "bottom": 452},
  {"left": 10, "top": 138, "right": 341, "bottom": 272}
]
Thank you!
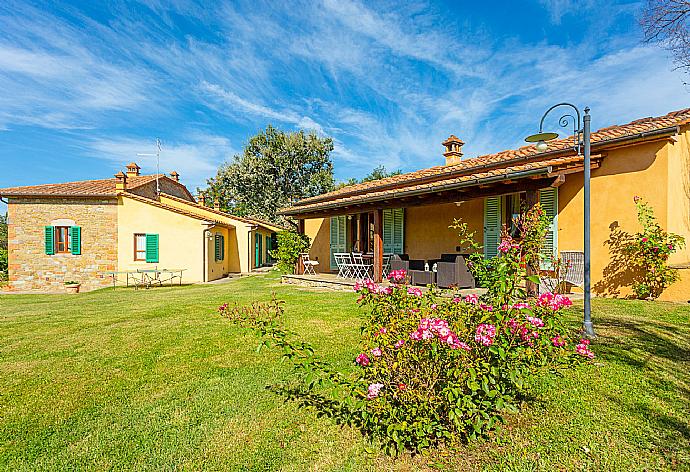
[{"left": 0, "top": 273, "right": 688, "bottom": 471}]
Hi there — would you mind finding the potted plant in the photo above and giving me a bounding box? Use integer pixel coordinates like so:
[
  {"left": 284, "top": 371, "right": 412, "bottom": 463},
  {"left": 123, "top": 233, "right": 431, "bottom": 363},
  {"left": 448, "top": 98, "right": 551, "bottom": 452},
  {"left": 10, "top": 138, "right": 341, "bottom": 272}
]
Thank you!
[{"left": 64, "top": 281, "right": 81, "bottom": 294}]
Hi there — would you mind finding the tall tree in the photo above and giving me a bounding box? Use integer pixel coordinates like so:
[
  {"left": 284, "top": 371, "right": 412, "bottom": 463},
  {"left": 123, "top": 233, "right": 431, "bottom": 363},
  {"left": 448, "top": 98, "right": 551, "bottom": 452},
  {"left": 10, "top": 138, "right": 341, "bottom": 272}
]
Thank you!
[
  {"left": 204, "top": 126, "right": 335, "bottom": 224},
  {"left": 641, "top": 0, "right": 690, "bottom": 73}
]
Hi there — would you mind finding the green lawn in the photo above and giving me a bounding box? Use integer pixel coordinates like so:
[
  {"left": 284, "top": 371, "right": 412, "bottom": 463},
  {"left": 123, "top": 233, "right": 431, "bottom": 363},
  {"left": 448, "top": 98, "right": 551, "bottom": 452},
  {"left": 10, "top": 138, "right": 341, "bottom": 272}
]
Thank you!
[{"left": 1, "top": 273, "right": 688, "bottom": 471}]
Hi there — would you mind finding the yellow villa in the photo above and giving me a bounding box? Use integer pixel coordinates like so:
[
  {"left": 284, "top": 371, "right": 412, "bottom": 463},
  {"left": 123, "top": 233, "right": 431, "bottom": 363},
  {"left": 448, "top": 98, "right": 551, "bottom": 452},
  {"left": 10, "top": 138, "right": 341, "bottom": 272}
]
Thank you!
[
  {"left": 281, "top": 108, "right": 690, "bottom": 302},
  {"left": 0, "top": 163, "right": 282, "bottom": 292}
]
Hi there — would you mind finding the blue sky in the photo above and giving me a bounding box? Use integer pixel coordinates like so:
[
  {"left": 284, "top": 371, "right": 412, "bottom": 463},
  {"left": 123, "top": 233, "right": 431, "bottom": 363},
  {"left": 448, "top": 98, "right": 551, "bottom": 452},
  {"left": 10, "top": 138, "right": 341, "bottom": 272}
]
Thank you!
[{"left": 1, "top": 0, "right": 688, "bottom": 214}]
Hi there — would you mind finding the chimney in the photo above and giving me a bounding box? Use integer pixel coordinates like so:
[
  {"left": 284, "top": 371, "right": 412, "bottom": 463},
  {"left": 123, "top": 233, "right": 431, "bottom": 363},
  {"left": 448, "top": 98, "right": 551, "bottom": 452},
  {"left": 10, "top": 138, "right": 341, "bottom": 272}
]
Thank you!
[
  {"left": 115, "top": 171, "right": 127, "bottom": 192},
  {"left": 126, "top": 162, "right": 141, "bottom": 177},
  {"left": 214, "top": 198, "right": 221, "bottom": 210},
  {"left": 442, "top": 135, "right": 464, "bottom": 166},
  {"left": 169, "top": 171, "right": 180, "bottom": 182},
  {"left": 197, "top": 193, "right": 206, "bottom": 206}
]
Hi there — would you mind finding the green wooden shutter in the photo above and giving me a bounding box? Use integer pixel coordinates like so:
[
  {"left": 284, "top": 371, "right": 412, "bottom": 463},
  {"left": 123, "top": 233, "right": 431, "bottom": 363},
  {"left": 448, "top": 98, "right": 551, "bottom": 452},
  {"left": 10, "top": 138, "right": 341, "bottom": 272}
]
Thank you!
[
  {"left": 214, "top": 235, "right": 222, "bottom": 261},
  {"left": 70, "top": 226, "right": 81, "bottom": 255},
  {"left": 540, "top": 187, "right": 558, "bottom": 265},
  {"left": 254, "top": 233, "right": 260, "bottom": 267},
  {"left": 329, "top": 216, "right": 347, "bottom": 269},
  {"left": 145, "top": 234, "right": 159, "bottom": 263},
  {"left": 221, "top": 235, "right": 225, "bottom": 261},
  {"left": 483, "top": 197, "right": 502, "bottom": 258},
  {"left": 44, "top": 226, "right": 55, "bottom": 255},
  {"left": 383, "top": 209, "right": 404, "bottom": 254}
]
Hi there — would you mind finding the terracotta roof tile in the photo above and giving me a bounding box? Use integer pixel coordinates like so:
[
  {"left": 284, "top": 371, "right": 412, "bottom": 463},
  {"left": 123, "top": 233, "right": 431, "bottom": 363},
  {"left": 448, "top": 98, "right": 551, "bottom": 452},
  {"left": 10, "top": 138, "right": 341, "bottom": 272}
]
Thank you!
[
  {"left": 284, "top": 107, "right": 689, "bottom": 214},
  {"left": 0, "top": 174, "right": 164, "bottom": 197},
  {"left": 159, "top": 193, "right": 288, "bottom": 232}
]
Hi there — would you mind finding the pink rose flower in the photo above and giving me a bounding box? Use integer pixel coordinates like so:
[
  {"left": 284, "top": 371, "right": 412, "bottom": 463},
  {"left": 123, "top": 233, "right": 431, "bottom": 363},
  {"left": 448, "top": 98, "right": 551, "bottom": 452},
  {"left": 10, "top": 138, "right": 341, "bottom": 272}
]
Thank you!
[
  {"left": 366, "top": 383, "right": 384, "bottom": 399},
  {"left": 394, "top": 339, "right": 405, "bottom": 349},
  {"left": 475, "top": 323, "right": 497, "bottom": 346},
  {"left": 371, "top": 347, "right": 382, "bottom": 357},
  {"left": 355, "top": 353, "right": 370, "bottom": 366}
]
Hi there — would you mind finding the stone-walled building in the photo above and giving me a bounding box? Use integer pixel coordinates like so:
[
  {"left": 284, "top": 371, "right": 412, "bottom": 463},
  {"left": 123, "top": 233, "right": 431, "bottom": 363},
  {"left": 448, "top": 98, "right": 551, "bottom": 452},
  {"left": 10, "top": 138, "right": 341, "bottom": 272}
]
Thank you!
[{"left": 1, "top": 164, "right": 283, "bottom": 292}]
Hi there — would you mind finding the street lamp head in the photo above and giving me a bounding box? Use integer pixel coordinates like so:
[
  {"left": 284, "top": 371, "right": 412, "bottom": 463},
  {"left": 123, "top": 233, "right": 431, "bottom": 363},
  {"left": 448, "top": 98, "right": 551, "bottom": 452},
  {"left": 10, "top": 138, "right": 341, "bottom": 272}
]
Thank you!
[{"left": 525, "top": 131, "right": 559, "bottom": 152}]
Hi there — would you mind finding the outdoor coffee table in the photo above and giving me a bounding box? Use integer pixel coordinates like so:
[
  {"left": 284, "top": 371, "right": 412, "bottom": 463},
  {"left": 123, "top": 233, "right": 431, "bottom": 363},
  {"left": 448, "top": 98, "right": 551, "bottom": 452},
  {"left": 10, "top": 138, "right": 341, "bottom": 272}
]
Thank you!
[{"left": 409, "top": 270, "right": 436, "bottom": 286}]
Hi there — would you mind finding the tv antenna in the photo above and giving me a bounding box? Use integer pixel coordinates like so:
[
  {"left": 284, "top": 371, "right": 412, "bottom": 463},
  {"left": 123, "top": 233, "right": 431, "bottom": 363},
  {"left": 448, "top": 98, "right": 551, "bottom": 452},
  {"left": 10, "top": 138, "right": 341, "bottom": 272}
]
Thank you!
[{"left": 137, "top": 138, "right": 162, "bottom": 196}]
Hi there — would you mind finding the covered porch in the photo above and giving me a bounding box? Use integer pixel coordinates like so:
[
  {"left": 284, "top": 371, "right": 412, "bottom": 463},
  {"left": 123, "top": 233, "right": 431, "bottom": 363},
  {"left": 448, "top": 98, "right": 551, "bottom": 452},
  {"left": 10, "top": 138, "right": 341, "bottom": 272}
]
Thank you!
[{"left": 289, "top": 152, "right": 600, "bottom": 284}]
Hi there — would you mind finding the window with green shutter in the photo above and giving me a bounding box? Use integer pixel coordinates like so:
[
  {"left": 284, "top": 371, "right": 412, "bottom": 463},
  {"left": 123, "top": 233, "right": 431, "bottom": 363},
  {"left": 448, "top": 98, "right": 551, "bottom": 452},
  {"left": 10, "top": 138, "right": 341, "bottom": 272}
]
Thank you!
[
  {"left": 70, "top": 226, "right": 81, "bottom": 255},
  {"left": 329, "top": 216, "right": 347, "bottom": 269},
  {"left": 44, "top": 226, "right": 55, "bottom": 255},
  {"left": 383, "top": 208, "right": 404, "bottom": 255},
  {"left": 145, "top": 234, "right": 159, "bottom": 263},
  {"left": 539, "top": 187, "right": 558, "bottom": 265},
  {"left": 214, "top": 234, "right": 224, "bottom": 262},
  {"left": 483, "top": 197, "right": 502, "bottom": 258}
]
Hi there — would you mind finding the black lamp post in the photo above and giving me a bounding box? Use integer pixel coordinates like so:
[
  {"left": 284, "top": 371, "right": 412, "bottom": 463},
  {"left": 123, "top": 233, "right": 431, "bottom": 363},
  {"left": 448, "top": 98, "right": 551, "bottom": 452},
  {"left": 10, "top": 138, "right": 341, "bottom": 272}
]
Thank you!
[{"left": 525, "top": 103, "right": 595, "bottom": 338}]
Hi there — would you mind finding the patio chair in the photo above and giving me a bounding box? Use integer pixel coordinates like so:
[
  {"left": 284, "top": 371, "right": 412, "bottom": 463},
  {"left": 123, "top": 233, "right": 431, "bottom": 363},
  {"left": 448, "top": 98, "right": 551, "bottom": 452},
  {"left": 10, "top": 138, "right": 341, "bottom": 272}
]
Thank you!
[
  {"left": 382, "top": 254, "right": 392, "bottom": 279},
  {"left": 334, "top": 253, "right": 353, "bottom": 279},
  {"left": 300, "top": 253, "right": 319, "bottom": 275},
  {"left": 539, "top": 250, "right": 585, "bottom": 294},
  {"left": 436, "top": 255, "right": 476, "bottom": 289},
  {"left": 351, "top": 252, "right": 373, "bottom": 280},
  {"left": 389, "top": 254, "right": 425, "bottom": 273}
]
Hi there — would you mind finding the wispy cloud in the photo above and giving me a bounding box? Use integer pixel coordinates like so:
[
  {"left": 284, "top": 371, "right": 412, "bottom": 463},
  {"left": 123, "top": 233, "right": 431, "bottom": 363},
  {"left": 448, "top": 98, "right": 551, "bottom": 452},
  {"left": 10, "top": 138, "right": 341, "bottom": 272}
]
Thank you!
[{"left": 84, "top": 133, "right": 236, "bottom": 191}]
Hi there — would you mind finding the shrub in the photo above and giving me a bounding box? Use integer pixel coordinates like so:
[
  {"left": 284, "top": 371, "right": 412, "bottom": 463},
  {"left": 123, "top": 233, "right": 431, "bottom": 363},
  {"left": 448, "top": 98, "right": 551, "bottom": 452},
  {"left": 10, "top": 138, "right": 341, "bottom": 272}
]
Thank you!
[
  {"left": 218, "top": 271, "right": 592, "bottom": 455},
  {"left": 451, "top": 203, "right": 551, "bottom": 305},
  {"left": 269, "top": 230, "right": 311, "bottom": 274},
  {"left": 626, "top": 196, "right": 685, "bottom": 299}
]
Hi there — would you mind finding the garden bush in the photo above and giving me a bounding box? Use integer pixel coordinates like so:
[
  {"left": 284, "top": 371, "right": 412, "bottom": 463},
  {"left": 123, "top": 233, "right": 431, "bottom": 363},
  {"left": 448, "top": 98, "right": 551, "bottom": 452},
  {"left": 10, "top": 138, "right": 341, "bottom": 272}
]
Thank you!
[
  {"left": 219, "top": 270, "right": 593, "bottom": 455},
  {"left": 451, "top": 203, "right": 550, "bottom": 304},
  {"left": 269, "top": 230, "right": 310, "bottom": 273},
  {"left": 626, "top": 196, "right": 685, "bottom": 299}
]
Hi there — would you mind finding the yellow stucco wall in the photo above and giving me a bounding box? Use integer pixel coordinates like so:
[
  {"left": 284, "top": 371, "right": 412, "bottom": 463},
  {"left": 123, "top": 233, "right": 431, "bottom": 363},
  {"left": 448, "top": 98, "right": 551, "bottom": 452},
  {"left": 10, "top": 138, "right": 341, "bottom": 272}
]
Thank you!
[
  {"left": 117, "top": 196, "right": 208, "bottom": 282},
  {"left": 305, "top": 217, "right": 330, "bottom": 272},
  {"left": 159, "top": 194, "right": 258, "bottom": 273},
  {"left": 206, "top": 226, "right": 234, "bottom": 281},
  {"left": 558, "top": 131, "right": 690, "bottom": 301},
  {"left": 405, "top": 200, "right": 484, "bottom": 260}
]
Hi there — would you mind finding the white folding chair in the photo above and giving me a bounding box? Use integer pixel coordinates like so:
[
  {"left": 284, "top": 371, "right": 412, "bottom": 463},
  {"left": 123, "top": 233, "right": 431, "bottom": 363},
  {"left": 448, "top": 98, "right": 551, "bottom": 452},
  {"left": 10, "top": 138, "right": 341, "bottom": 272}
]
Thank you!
[
  {"left": 334, "top": 253, "right": 352, "bottom": 279},
  {"left": 351, "top": 252, "right": 373, "bottom": 280},
  {"left": 301, "top": 253, "right": 319, "bottom": 275}
]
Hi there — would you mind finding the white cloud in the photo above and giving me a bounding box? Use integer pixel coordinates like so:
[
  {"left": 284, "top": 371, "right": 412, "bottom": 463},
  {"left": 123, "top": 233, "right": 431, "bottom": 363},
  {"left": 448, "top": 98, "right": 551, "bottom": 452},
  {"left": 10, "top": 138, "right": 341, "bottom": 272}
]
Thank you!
[{"left": 85, "top": 134, "right": 236, "bottom": 191}]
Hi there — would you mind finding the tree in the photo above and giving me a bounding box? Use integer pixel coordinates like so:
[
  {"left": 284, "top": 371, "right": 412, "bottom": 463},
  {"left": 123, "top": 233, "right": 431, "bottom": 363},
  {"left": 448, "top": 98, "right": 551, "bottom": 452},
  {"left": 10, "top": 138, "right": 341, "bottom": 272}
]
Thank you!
[
  {"left": 335, "top": 165, "right": 402, "bottom": 190},
  {"left": 641, "top": 0, "right": 690, "bottom": 73},
  {"left": 204, "top": 126, "right": 335, "bottom": 224}
]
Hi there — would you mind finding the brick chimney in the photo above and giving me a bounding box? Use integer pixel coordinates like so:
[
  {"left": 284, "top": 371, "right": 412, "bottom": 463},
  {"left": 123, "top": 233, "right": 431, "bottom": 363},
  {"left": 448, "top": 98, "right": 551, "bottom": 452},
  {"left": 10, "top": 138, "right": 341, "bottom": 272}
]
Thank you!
[
  {"left": 197, "top": 193, "right": 206, "bottom": 206},
  {"left": 442, "top": 135, "right": 464, "bottom": 166},
  {"left": 126, "top": 162, "right": 141, "bottom": 177},
  {"left": 214, "top": 198, "right": 221, "bottom": 210},
  {"left": 115, "top": 171, "right": 127, "bottom": 192},
  {"left": 169, "top": 171, "right": 180, "bottom": 182}
]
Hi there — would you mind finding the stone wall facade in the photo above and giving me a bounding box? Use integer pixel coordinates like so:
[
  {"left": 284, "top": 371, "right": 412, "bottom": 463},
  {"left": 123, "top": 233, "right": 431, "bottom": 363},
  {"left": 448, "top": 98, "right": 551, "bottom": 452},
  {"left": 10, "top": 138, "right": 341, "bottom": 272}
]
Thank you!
[{"left": 7, "top": 197, "right": 118, "bottom": 292}]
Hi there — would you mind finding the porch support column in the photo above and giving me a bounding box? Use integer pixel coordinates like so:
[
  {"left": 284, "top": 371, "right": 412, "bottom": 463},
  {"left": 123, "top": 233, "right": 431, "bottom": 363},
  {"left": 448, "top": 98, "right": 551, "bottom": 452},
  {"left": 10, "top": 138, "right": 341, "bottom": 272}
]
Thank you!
[
  {"left": 296, "top": 219, "right": 305, "bottom": 275},
  {"left": 373, "top": 209, "right": 383, "bottom": 283},
  {"left": 525, "top": 190, "right": 539, "bottom": 296}
]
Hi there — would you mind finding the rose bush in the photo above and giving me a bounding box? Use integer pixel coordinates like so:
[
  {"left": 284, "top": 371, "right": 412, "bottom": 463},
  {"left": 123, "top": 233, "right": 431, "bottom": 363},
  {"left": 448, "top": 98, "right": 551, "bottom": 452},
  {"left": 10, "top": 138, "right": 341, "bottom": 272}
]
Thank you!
[
  {"left": 626, "top": 196, "right": 685, "bottom": 299},
  {"left": 219, "top": 269, "right": 593, "bottom": 455}
]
